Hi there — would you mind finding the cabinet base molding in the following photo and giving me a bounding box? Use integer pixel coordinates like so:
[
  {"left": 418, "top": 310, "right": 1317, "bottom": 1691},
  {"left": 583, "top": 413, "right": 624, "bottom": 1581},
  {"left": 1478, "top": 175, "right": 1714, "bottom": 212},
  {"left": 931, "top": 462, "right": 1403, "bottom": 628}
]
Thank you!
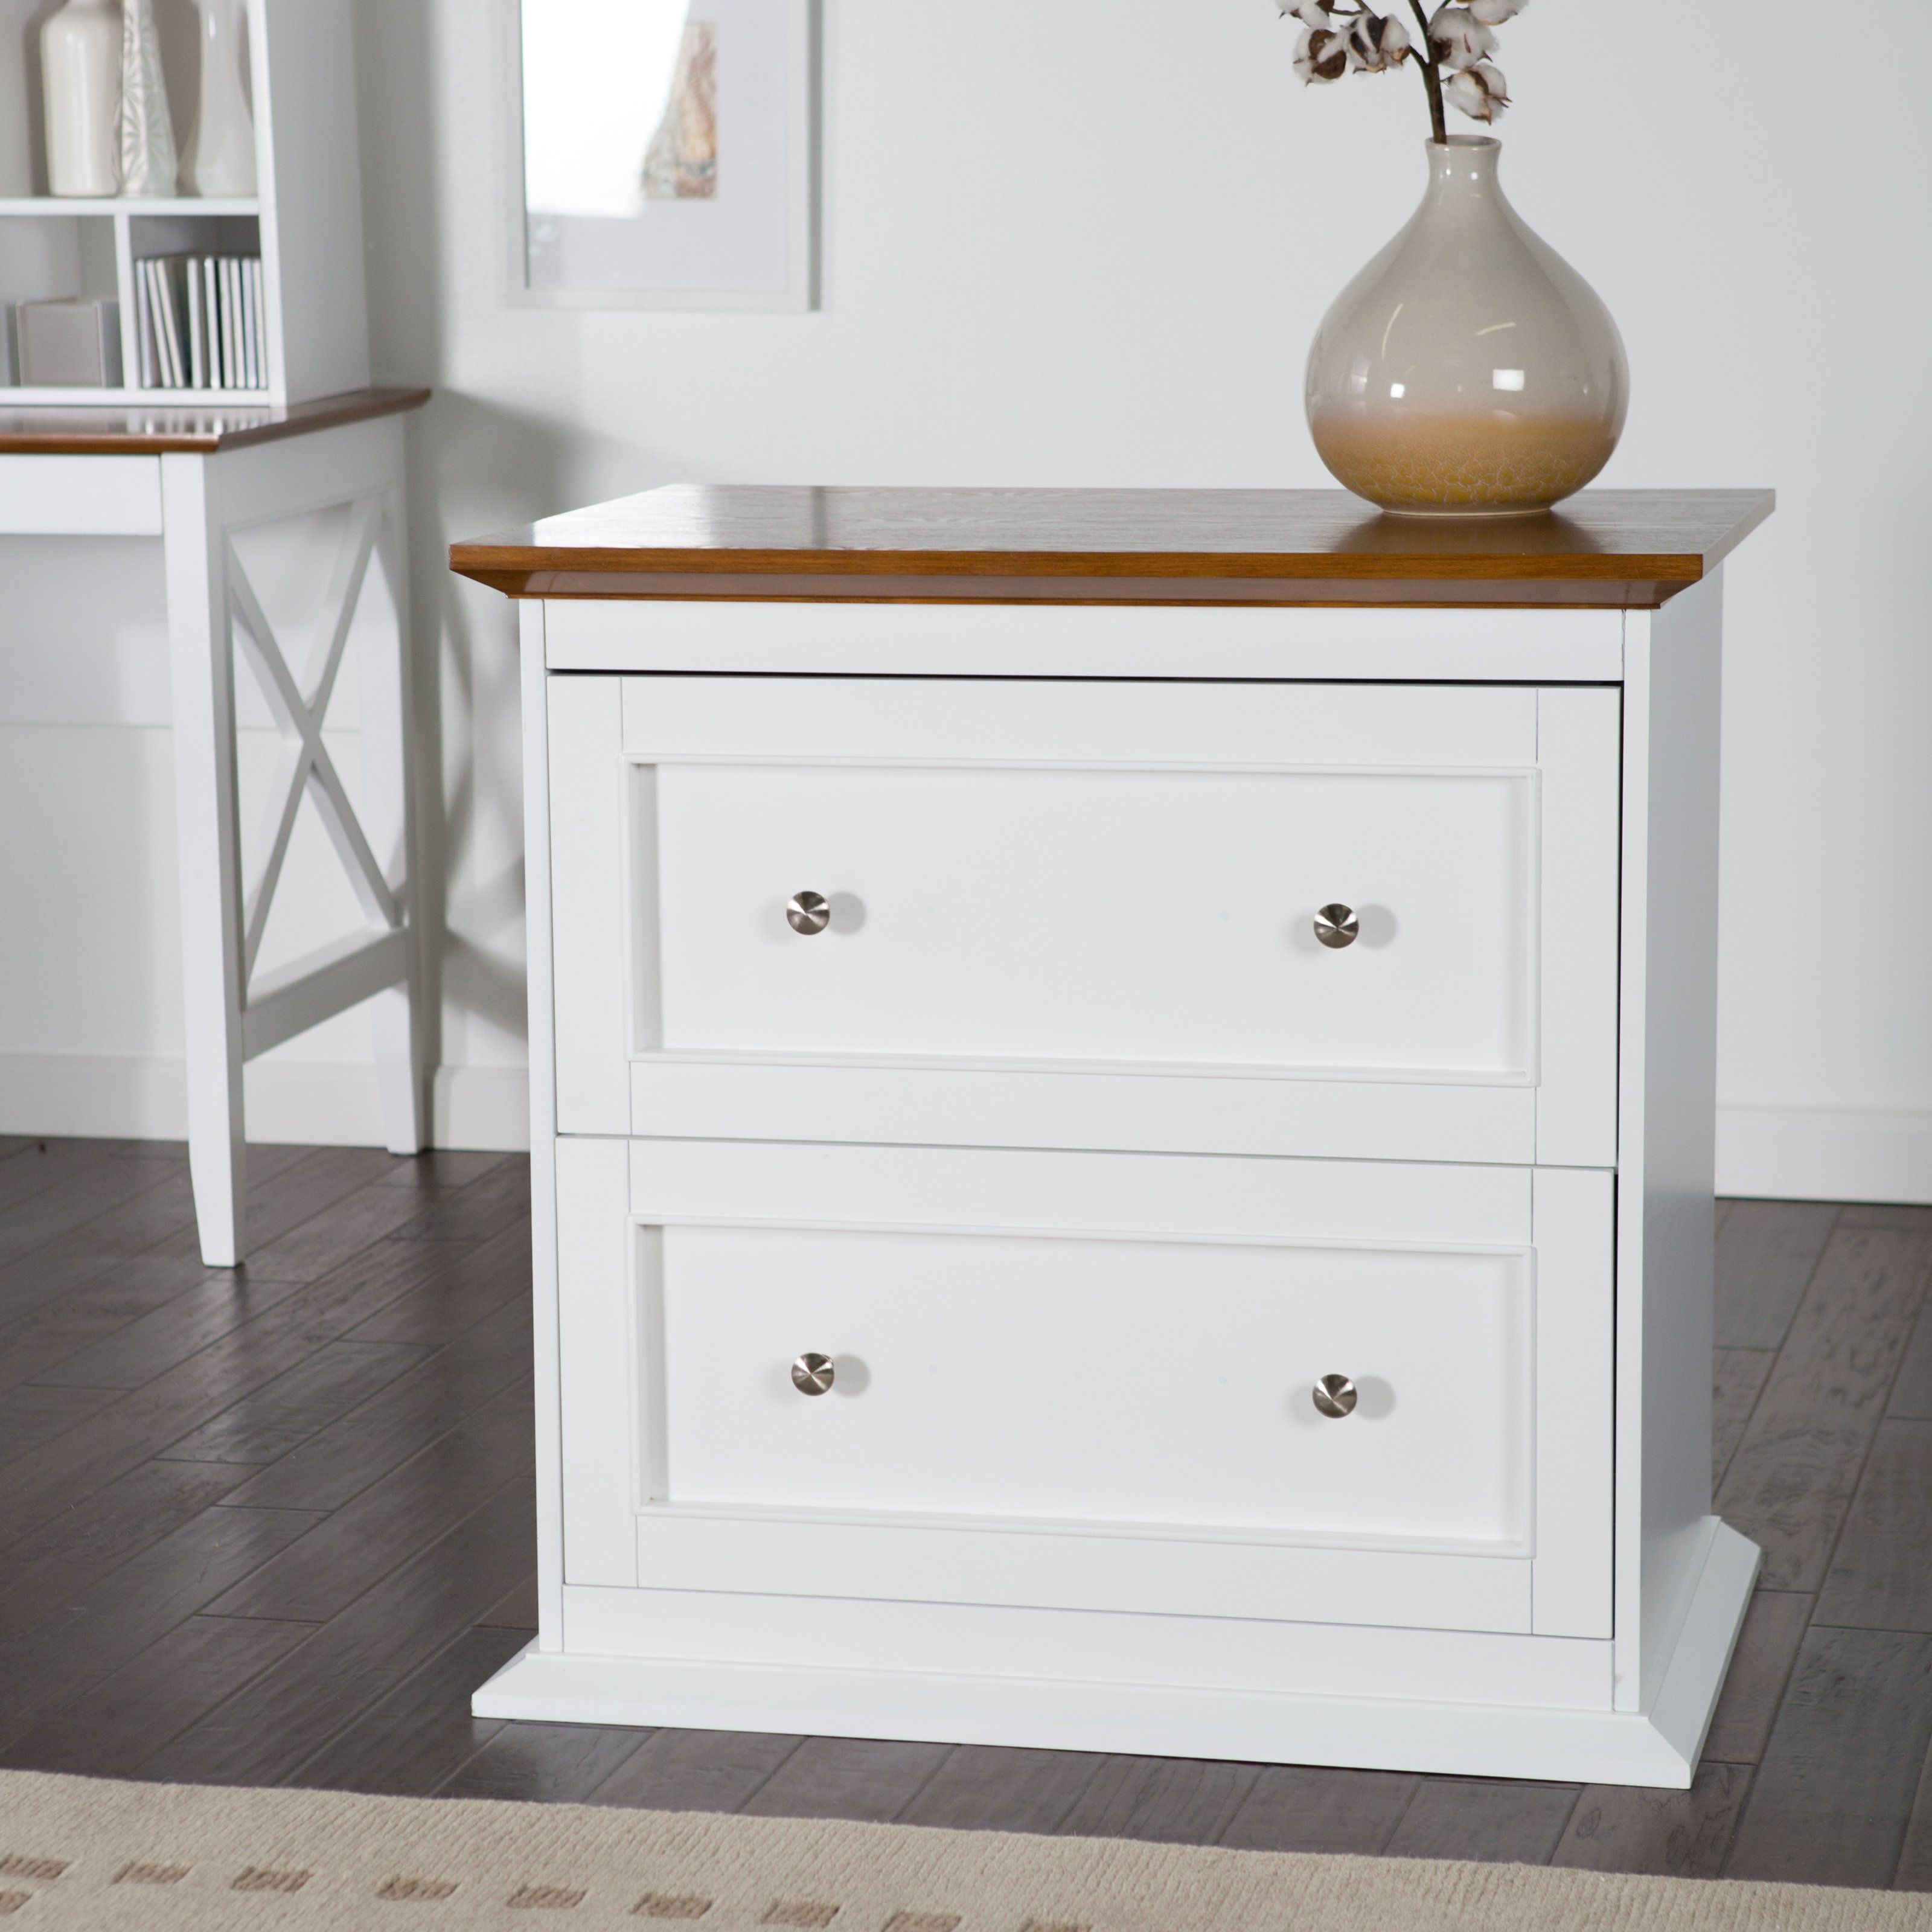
[{"left": 475, "top": 1523, "right": 1757, "bottom": 1790}]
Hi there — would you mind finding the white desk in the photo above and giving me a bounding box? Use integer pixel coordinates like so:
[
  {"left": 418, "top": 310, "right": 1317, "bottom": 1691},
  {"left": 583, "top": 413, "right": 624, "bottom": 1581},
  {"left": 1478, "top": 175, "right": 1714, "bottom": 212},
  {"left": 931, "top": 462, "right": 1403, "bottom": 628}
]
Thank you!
[{"left": 0, "top": 389, "right": 432, "bottom": 1266}]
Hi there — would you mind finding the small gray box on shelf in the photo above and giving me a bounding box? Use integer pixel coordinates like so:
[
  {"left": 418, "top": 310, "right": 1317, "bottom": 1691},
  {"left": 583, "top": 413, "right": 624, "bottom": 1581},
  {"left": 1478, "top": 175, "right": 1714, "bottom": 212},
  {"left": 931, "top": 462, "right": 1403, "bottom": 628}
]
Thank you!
[{"left": 16, "top": 298, "right": 122, "bottom": 388}]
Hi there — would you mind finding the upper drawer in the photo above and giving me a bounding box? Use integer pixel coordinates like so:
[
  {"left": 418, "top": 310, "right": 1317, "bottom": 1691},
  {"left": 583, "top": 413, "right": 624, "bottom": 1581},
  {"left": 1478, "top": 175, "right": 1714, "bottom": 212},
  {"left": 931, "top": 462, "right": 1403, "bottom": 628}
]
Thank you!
[
  {"left": 547, "top": 677, "right": 1620, "bottom": 1166},
  {"left": 656, "top": 761, "right": 1524, "bottom": 1073}
]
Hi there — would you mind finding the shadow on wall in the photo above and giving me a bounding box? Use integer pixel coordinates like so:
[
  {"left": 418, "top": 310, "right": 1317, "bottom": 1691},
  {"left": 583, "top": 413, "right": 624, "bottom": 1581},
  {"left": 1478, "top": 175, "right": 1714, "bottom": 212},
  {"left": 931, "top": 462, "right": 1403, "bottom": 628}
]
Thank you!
[
  {"left": 430, "top": 394, "right": 583, "bottom": 1055},
  {"left": 424, "top": 393, "right": 664, "bottom": 1054},
  {"left": 351, "top": 0, "right": 680, "bottom": 1075}
]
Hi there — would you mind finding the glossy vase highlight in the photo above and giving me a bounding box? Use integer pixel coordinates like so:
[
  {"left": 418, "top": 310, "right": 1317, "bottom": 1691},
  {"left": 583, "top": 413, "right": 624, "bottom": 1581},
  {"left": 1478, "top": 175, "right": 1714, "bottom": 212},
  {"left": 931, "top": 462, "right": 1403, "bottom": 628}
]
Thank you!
[
  {"left": 40, "top": 0, "right": 120, "bottom": 197},
  {"left": 183, "top": 0, "right": 258, "bottom": 198},
  {"left": 1307, "top": 136, "right": 1627, "bottom": 516}
]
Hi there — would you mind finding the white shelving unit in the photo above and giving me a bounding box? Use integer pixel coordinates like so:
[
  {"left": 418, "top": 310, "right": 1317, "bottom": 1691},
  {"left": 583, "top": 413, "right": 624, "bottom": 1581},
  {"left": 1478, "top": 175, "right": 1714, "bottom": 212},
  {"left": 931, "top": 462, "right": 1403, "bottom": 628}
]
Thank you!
[
  {"left": 0, "top": 0, "right": 369, "bottom": 406},
  {"left": 0, "top": 0, "right": 423, "bottom": 1269}
]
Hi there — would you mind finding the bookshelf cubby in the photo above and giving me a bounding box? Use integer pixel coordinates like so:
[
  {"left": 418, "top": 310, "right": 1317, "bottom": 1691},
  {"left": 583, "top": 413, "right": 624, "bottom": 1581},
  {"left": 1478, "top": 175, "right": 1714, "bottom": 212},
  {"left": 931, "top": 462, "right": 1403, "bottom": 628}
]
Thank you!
[{"left": 0, "top": 0, "right": 368, "bottom": 405}]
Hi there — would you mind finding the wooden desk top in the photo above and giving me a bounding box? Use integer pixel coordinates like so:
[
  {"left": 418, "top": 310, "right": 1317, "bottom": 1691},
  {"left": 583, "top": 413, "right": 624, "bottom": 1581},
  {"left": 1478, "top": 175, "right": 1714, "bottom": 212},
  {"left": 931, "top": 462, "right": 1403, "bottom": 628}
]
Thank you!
[
  {"left": 449, "top": 485, "right": 1773, "bottom": 609},
  {"left": 0, "top": 387, "right": 432, "bottom": 455}
]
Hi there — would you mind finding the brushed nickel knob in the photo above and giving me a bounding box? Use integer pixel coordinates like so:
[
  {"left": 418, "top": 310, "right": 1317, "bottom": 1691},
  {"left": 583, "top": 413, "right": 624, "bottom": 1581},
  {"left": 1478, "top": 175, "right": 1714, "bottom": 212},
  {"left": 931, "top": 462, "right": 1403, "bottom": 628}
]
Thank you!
[
  {"left": 791, "top": 1352, "right": 836, "bottom": 1396},
  {"left": 1314, "top": 904, "right": 1360, "bottom": 950},
  {"left": 787, "top": 891, "right": 831, "bottom": 936},
  {"left": 1313, "top": 1373, "right": 1358, "bottom": 1419}
]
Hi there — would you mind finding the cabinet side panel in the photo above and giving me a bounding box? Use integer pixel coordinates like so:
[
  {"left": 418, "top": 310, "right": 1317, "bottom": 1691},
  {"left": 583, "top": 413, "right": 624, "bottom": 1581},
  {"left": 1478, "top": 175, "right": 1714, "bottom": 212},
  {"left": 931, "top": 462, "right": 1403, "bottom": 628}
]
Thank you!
[
  {"left": 1617, "top": 575, "right": 1725, "bottom": 1710},
  {"left": 549, "top": 674, "right": 629, "bottom": 1133},
  {"left": 556, "top": 1134, "right": 638, "bottom": 1588},
  {"left": 519, "top": 605, "right": 566, "bottom": 1646},
  {"left": 1531, "top": 1166, "right": 1614, "bottom": 1636},
  {"left": 1535, "top": 686, "right": 1622, "bottom": 1166}
]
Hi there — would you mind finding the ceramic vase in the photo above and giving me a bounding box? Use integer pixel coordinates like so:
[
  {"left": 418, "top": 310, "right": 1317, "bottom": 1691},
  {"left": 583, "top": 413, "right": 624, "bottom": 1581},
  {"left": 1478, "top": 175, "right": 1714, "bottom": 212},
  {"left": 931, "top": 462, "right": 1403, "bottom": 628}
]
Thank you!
[
  {"left": 182, "top": 0, "right": 257, "bottom": 197},
  {"left": 40, "top": 0, "right": 120, "bottom": 198},
  {"left": 119, "top": 0, "right": 180, "bottom": 199},
  {"left": 1306, "top": 136, "right": 1628, "bottom": 516}
]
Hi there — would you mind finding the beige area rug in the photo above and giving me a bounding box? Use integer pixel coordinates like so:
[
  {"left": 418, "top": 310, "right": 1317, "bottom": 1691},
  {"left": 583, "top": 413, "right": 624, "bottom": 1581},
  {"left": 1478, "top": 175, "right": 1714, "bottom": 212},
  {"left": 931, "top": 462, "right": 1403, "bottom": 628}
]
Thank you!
[{"left": 0, "top": 1769, "right": 1928, "bottom": 1931}]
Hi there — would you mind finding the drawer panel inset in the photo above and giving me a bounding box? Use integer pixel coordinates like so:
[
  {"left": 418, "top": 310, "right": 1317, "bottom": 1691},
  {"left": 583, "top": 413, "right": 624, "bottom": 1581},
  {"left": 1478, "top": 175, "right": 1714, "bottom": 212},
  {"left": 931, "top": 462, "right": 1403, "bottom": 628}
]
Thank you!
[
  {"left": 654, "top": 1222, "right": 1529, "bottom": 1547},
  {"left": 654, "top": 763, "right": 1532, "bottom": 1077}
]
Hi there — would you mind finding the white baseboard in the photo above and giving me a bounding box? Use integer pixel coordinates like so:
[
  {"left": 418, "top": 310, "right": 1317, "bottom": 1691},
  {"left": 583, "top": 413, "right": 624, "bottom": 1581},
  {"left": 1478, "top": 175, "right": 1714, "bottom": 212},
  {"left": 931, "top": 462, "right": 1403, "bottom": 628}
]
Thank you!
[
  {"left": 1717, "top": 1105, "right": 1932, "bottom": 1206},
  {"left": 425, "top": 1067, "right": 529, "bottom": 1151},
  {"left": 0, "top": 1054, "right": 530, "bottom": 1153},
  {"left": 1, "top": 1060, "right": 1923, "bottom": 1200}
]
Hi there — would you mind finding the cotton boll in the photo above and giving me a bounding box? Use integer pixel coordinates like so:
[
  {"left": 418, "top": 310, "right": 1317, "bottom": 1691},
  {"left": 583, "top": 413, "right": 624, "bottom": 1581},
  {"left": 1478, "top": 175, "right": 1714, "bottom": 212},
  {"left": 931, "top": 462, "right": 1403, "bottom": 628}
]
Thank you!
[
  {"left": 1444, "top": 60, "right": 1509, "bottom": 120},
  {"left": 1466, "top": 0, "right": 1527, "bottom": 21},
  {"left": 1294, "top": 22, "right": 1351, "bottom": 82},
  {"left": 1427, "top": 5, "right": 1499, "bottom": 71},
  {"left": 1346, "top": 11, "right": 1412, "bottom": 71},
  {"left": 1278, "top": 1, "right": 1335, "bottom": 25}
]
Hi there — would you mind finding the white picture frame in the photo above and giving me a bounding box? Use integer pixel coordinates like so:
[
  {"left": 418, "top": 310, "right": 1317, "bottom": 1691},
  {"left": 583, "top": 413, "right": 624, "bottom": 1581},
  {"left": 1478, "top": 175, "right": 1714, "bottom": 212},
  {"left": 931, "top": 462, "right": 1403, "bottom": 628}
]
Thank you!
[{"left": 509, "top": 0, "right": 817, "bottom": 312}]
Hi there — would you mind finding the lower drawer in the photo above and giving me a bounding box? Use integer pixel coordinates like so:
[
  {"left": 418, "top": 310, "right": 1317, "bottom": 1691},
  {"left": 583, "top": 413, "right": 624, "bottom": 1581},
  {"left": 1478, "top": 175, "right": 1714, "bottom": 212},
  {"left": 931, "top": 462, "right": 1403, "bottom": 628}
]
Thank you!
[
  {"left": 661, "top": 1224, "right": 1524, "bottom": 1544},
  {"left": 554, "top": 1138, "right": 1613, "bottom": 1639}
]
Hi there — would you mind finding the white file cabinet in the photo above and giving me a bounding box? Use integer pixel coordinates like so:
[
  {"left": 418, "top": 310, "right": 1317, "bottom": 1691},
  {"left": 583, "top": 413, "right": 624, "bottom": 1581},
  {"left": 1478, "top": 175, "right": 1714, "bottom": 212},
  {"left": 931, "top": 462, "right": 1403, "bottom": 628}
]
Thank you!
[{"left": 452, "top": 485, "right": 1773, "bottom": 1787}]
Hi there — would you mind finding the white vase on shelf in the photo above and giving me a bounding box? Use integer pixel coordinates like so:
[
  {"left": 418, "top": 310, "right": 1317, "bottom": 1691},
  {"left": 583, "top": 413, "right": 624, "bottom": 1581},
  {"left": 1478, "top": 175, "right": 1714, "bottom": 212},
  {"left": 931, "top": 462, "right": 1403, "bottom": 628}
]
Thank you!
[
  {"left": 119, "top": 0, "right": 180, "bottom": 199},
  {"left": 40, "top": 0, "right": 121, "bottom": 198},
  {"left": 182, "top": 0, "right": 258, "bottom": 198}
]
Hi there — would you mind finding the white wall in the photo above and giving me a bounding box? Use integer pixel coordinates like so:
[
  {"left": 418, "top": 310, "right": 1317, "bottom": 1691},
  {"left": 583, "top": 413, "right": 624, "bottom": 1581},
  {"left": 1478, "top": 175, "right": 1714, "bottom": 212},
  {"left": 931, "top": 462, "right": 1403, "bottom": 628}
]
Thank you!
[{"left": 5, "top": 0, "right": 1928, "bottom": 1200}]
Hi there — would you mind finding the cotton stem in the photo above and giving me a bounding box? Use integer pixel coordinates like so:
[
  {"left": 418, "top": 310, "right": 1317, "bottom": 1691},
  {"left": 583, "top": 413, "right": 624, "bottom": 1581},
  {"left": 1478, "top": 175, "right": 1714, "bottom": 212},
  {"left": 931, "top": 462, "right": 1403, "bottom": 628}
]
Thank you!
[{"left": 1404, "top": 0, "right": 1449, "bottom": 144}]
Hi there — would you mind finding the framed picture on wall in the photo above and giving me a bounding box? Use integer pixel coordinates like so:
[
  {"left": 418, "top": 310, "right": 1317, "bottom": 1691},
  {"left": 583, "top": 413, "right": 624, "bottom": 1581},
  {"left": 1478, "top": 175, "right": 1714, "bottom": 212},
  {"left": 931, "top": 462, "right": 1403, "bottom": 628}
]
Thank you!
[{"left": 512, "top": 0, "right": 816, "bottom": 310}]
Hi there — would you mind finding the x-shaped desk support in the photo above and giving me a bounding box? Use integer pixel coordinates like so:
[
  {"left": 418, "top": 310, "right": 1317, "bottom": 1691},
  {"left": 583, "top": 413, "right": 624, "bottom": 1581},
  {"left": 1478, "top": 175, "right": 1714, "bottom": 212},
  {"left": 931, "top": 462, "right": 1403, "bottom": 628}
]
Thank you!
[{"left": 231, "top": 499, "right": 400, "bottom": 985}]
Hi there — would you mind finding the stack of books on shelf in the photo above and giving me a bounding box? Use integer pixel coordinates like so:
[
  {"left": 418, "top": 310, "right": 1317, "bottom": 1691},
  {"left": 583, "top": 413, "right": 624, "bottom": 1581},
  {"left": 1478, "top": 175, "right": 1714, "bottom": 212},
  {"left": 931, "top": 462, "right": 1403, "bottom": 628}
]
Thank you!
[{"left": 133, "top": 255, "right": 268, "bottom": 394}]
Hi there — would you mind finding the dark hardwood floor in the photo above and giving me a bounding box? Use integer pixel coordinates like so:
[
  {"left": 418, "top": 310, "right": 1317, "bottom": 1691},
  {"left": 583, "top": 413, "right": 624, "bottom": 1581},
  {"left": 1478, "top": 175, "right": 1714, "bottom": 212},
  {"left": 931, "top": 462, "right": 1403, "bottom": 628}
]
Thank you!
[{"left": 2, "top": 1138, "right": 1931, "bottom": 1888}]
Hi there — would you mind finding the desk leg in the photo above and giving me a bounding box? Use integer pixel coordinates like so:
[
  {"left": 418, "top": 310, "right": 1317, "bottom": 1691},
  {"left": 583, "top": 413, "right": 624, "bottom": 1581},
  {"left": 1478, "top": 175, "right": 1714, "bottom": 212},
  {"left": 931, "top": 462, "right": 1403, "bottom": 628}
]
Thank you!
[
  {"left": 365, "top": 479, "right": 427, "bottom": 1156},
  {"left": 162, "top": 452, "right": 247, "bottom": 1268}
]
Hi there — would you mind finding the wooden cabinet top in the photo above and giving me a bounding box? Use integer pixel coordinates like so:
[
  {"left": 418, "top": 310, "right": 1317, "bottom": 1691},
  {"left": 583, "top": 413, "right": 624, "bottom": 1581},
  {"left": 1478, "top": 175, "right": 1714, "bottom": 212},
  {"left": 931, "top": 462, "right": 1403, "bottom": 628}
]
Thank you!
[
  {"left": 0, "top": 388, "right": 430, "bottom": 455},
  {"left": 450, "top": 485, "right": 1772, "bottom": 609}
]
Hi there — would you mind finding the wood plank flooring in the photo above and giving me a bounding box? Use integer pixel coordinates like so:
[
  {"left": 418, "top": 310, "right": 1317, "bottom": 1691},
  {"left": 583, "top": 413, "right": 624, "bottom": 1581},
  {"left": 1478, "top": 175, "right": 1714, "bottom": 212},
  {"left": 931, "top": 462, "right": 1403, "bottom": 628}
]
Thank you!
[{"left": 2, "top": 1138, "right": 1930, "bottom": 1889}]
